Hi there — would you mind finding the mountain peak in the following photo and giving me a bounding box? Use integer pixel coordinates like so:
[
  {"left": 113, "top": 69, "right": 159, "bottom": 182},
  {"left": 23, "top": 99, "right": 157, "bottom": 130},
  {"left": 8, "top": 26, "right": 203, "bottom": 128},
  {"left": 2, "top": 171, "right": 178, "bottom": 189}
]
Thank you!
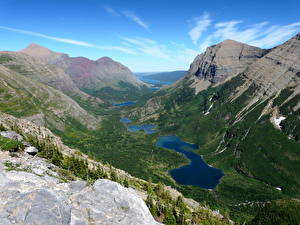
[
  {"left": 20, "top": 43, "right": 62, "bottom": 59},
  {"left": 219, "top": 39, "right": 256, "bottom": 48},
  {"left": 96, "top": 56, "right": 113, "bottom": 63},
  {"left": 188, "top": 39, "right": 266, "bottom": 90}
]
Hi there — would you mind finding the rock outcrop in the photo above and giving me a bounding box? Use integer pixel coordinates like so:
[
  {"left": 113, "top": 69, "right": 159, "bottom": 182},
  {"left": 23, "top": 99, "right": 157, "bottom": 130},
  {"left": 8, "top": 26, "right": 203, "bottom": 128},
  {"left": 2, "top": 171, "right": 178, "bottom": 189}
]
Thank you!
[
  {"left": 0, "top": 151, "right": 160, "bottom": 225},
  {"left": 234, "top": 33, "right": 300, "bottom": 99},
  {"left": 188, "top": 39, "right": 267, "bottom": 93}
]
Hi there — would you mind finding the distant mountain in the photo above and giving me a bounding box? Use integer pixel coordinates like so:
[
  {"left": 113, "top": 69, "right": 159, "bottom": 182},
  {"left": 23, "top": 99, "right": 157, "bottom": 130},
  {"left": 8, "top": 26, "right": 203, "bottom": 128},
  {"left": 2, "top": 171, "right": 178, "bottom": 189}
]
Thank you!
[
  {"left": 143, "top": 70, "right": 187, "bottom": 83},
  {"left": 0, "top": 43, "right": 150, "bottom": 104},
  {"left": 20, "top": 44, "right": 144, "bottom": 89},
  {"left": 0, "top": 64, "right": 97, "bottom": 131}
]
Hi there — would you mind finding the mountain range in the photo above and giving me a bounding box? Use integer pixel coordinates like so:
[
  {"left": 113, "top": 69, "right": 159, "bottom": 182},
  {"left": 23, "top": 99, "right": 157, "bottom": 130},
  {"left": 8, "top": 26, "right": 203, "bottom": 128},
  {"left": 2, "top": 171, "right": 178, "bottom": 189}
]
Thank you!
[
  {"left": 0, "top": 33, "right": 300, "bottom": 224},
  {"left": 0, "top": 44, "right": 146, "bottom": 130}
]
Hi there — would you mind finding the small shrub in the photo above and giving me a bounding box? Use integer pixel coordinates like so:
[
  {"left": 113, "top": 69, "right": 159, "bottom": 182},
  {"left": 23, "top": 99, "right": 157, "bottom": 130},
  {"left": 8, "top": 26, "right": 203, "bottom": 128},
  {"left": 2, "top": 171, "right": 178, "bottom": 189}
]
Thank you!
[{"left": 0, "top": 136, "right": 24, "bottom": 152}]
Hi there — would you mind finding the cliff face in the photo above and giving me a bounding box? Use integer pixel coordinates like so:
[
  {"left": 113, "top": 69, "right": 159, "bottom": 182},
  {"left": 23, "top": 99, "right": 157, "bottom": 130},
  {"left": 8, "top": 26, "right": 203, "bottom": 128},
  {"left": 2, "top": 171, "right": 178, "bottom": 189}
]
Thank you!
[
  {"left": 0, "top": 151, "right": 160, "bottom": 225},
  {"left": 188, "top": 40, "right": 267, "bottom": 93},
  {"left": 234, "top": 33, "right": 300, "bottom": 100}
]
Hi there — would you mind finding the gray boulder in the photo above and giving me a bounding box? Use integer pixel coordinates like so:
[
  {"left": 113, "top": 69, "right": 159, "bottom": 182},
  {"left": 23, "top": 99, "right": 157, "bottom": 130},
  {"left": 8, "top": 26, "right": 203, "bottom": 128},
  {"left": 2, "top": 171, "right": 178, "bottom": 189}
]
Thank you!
[
  {"left": 0, "top": 152, "right": 161, "bottom": 225},
  {"left": 0, "top": 131, "right": 24, "bottom": 141}
]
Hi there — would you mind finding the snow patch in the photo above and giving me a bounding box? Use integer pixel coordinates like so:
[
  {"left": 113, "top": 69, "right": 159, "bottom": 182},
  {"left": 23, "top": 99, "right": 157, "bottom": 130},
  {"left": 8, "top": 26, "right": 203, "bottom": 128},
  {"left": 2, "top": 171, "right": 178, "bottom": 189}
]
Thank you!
[
  {"left": 274, "top": 116, "right": 286, "bottom": 128},
  {"left": 204, "top": 103, "right": 214, "bottom": 115}
]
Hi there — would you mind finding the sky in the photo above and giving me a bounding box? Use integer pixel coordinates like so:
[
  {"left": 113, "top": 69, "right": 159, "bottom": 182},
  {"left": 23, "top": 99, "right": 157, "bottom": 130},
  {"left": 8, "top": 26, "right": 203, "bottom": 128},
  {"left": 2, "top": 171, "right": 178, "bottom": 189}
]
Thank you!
[{"left": 0, "top": 0, "right": 299, "bottom": 72}]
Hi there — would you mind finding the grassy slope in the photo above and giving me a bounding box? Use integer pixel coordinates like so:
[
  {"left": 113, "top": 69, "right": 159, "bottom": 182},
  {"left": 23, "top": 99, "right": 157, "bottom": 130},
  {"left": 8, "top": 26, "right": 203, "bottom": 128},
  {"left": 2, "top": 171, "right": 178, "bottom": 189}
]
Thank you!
[
  {"left": 81, "top": 81, "right": 153, "bottom": 103},
  {"left": 0, "top": 64, "right": 96, "bottom": 131}
]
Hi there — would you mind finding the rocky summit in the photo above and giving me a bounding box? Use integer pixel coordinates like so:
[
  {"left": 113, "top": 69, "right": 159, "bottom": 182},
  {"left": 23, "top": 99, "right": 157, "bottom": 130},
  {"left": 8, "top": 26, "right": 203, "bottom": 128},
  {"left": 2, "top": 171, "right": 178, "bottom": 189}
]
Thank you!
[
  {"left": 188, "top": 39, "right": 267, "bottom": 93},
  {"left": 0, "top": 151, "right": 160, "bottom": 225}
]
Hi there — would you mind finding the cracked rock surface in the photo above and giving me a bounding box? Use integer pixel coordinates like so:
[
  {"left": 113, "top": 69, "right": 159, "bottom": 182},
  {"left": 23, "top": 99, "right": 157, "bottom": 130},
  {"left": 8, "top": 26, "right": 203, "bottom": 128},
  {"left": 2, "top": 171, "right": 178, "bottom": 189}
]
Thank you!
[{"left": 0, "top": 152, "right": 160, "bottom": 225}]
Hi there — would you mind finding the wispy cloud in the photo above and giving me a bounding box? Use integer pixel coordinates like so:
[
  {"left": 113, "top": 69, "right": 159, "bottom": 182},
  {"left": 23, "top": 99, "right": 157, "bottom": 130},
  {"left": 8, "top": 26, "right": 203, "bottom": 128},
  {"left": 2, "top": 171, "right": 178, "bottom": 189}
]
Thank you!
[
  {"left": 196, "top": 19, "right": 300, "bottom": 52},
  {"left": 122, "top": 37, "right": 168, "bottom": 58},
  {"left": 0, "top": 26, "right": 96, "bottom": 47},
  {"left": 248, "top": 23, "right": 300, "bottom": 47},
  {"left": 188, "top": 12, "right": 211, "bottom": 45},
  {"left": 103, "top": 6, "right": 149, "bottom": 31},
  {"left": 0, "top": 25, "right": 136, "bottom": 54},
  {"left": 122, "top": 11, "right": 149, "bottom": 31},
  {"left": 103, "top": 6, "right": 119, "bottom": 17}
]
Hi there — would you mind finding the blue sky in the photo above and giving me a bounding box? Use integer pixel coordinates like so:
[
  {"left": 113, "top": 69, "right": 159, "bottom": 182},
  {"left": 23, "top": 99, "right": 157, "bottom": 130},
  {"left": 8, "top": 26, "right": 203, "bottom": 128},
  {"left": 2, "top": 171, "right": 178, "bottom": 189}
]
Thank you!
[{"left": 0, "top": 0, "right": 299, "bottom": 72}]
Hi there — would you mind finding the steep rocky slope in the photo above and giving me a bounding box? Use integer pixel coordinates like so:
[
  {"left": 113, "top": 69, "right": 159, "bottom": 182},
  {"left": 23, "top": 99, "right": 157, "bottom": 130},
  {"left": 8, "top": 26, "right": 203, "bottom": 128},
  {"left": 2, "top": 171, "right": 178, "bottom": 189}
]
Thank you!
[
  {"left": 188, "top": 40, "right": 267, "bottom": 93},
  {"left": 0, "top": 65, "right": 97, "bottom": 130}
]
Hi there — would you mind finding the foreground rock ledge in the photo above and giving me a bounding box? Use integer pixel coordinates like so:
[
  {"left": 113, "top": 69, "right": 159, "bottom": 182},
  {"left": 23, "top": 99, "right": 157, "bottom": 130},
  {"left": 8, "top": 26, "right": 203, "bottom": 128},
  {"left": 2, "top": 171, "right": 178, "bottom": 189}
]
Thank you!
[{"left": 0, "top": 152, "right": 160, "bottom": 225}]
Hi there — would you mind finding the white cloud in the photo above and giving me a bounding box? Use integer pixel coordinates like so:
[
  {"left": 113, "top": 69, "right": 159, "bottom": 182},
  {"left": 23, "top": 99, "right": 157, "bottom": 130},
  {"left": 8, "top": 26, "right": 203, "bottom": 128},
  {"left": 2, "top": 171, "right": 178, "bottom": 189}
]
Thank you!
[
  {"left": 122, "top": 11, "right": 149, "bottom": 31},
  {"left": 103, "top": 6, "right": 119, "bottom": 16},
  {"left": 196, "top": 20, "right": 300, "bottom": 52},
  {"left": 188, "top": 12, "right": 211, "bottom": 45},
  {"left": 0, "top": 25, "right": 136, "bottom": 54},
  {"left": 248, "top": 22, "right": 300, "bottom": 47},
  {"left": 122, "top": 37, "right": 169, "bottom": 58}
]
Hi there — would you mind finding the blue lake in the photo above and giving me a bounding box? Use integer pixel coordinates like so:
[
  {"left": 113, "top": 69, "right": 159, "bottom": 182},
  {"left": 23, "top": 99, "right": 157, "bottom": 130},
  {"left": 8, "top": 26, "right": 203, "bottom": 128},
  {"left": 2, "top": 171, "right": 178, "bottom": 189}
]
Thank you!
[
  {"left": 121, "top": 117, "right": 157, "bottom": 134},
  {"left": 114, "top": 101, "right": 135, "bottom": 107},
  {"left": 120, "top": 117, "right": 223, "bottom": 189},
  {"left": 156, "top": 136, "right": 224, "bottom": 189},
  {"left": 138, "top": 77, "right": 172, "bottom": 86}
]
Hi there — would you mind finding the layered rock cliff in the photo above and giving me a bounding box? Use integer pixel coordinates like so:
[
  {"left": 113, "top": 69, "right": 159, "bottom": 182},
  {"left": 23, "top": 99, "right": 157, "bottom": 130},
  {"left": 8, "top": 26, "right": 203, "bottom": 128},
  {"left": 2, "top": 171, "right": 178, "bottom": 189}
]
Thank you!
[{"left": 188, "top": 40, "right": 267, "bottom": 93}]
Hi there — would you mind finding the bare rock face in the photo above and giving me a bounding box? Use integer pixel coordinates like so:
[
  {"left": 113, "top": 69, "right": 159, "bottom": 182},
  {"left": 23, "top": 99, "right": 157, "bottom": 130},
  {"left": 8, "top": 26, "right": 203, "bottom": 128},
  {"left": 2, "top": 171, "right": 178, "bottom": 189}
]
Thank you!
[
  {"left": 188, "top": 40, "right": 267, "bottom": 87},
  {"left": 0, "top": 151, "right": 160, "bottom": 225},
  {"left": 236, "top": 33, "right": 300, "bottom": 98},
  {"left": 60, "top": 56, "right": 145, "bottom": 90}
]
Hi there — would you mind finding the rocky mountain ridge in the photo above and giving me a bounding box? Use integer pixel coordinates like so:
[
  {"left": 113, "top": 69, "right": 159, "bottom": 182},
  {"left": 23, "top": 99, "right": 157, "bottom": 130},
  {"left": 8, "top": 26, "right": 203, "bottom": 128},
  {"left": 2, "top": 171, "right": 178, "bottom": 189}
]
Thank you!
[
  {"left": 188, "top": 39, "right": 267, "bottom": 93},
  {"left": 20, "top": 43, "right": 145, "bottom": 90}
]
